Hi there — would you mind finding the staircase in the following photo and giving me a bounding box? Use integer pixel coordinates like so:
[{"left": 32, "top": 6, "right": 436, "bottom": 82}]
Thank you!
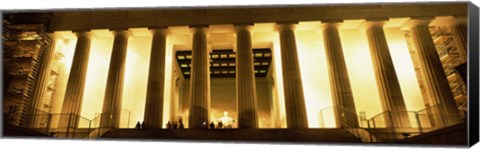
[
  {"left": 364, "top": 127, "right": 435, "bottom": 142},
  {"left": 101, "top": 129, "right": 362, "bottom": 143},
  {"left": 400, "top": 123, "right": 467, "bottom": 145},
  {"left": 3, "top": 123, "right": 51, "bottom": 138}
]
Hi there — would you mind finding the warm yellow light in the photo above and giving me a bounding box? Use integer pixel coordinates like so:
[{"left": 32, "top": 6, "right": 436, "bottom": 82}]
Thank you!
[
  {"left": 340, "top": 28, "right": 383, "bottom": 120},
  {"left": 78, "top": 34, "right": 155, "bottom": 128},
  {"left": 296, "top": 30, "right": 335, "bottom": 128},
  {"left": 271, "top": 32, "right": 287, "bottom": 128},
  {"left": 51, "top": 25, "right": 426, "bottom": 129},
  {"left": 384, "top": 28, "right": 425, "bottom": 127},
  {"left": 162, "top": 42, "right": 174, "bottom": 128},
  {"left": 79, "top": 37, "right": 113, "bottom": 127},
  {"left": 59, "top": 40, "right": 77, "bottom": 72},
  {"left": 49, "top": 36, "right": 77, "bottom": 128},
  {"left": 339, "top": 27, "right": 425, "bottom": 124},
  {"left": 121, "top": 35, "right": 152, "bottom": 128}
]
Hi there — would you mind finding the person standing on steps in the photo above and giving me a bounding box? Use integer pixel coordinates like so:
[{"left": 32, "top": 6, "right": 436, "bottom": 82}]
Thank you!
[
  {"left": 166, "top": 121, "right": 172, "bottom": 129},
  {"left": 173, "top": 121, "right": 178, "bottom": 129},
  {"left": 217, "top": 121, "right": 223, "bottom": 129},
  {"left": 209, "top": 121, "right": 215, "bottom": 129},
  {"left": 135, "top": 121, "right": 141, "bottom": 129},
  {"left": 179, "top": 122, "right": 185, "bottom": 129},
  {"left": 178, "top": 117, "right": 184, "bottom": 129}
]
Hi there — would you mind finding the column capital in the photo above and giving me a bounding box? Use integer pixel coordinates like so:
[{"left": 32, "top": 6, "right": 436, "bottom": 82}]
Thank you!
[
  {"left": 148, "top": 27, "right": 170, "bottom": 36},
  {"left": 403, "top": 16, "right": 435, "bottom": 29},
  {"left": 275, "top": 22, "right": 298, "bottom": 32},
  {"left": 72, "top": 30, "right": 92, "bottom": 38},
  {"left": 233, "top": 23, "right": 254, "bottom": 32},
  {"left": 189, "top": 25, "right": 210, "bottom": 33},
  {"left": 110, "top": 29, "right": 133, "bottom": 38},
  {"left": 363, "top": 18, "right": 389, "bottom": 28},
  {"left": 320, "top": 19, "right": 343, "bottom": 30}
]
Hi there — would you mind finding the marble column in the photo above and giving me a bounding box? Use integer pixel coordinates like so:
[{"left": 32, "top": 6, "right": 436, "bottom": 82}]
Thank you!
[
  {"left": 235, "top": 24, "right": 258, "bottom": 129},
  {"left": 143, "top": 27, "right": 168, "bottom": 129},
  {"left": 364, "top": 19, "right": 410, "bottom": 128},
  {"left": 267, "top": 76, "right": 278, "bottom": 128},
  {"left": 276, "top": 22, "right": 308, "bottom": 129},
  {"left": 451, "top": 15, "right": 467, "bottom": 59},
  {"left": 100, "top": 29, "right": 131, "bottom": 128},
  {"left": 59, "top": 31, "right": 92, "bottom": 128},
  {"left": 28, "top": 33, "right": 57, "bottom": 128},
  {"left": 406, "top": 17, "right": 462, "bottom": 126},
  {"left": 321, "top": 21, "right": 359, "bottom": 128},
  {"left": 188, "top": 26, "right": 210, "bottom": 129}
]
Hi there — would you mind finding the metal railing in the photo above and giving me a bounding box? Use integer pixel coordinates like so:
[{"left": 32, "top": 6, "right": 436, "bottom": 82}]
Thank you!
[
  {"left": 318, "top": 104, "right": 465, "bottom": 143},
  {"left": 5, "top": 106, "right": 134, "bottom": 139},
  {"left": 336, "top": 106, "right": 377, "bottom": 142}
]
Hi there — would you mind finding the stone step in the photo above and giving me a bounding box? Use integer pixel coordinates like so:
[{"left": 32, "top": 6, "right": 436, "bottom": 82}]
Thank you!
[
  {"left": 101, "top": 129, "right": 362, "bottom": 143},
  {"left": 3, "top": 123, "right": 51, "bottom": 138}
]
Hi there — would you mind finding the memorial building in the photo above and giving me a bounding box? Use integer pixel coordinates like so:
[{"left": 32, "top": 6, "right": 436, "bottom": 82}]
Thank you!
[{"left": 2, "top": 2, "right": 472, "bottom": 144}]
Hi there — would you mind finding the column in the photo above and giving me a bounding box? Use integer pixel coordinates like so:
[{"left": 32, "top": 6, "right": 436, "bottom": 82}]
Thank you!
[
  {"left": 451, "top": 15, "right": 467, "bottom": 59},
  {"left": 235, "top": 24, "right": 258, "bottom": 129},
  {"left": 321, "top": 21, "right": 359, "bottom": 128},
  {"left": 59, "top": 31, "right": 92, "bottom": 128},
  {"left": 188, "top": 26, "right": 210, "bottom": 129},
  {"left": 364, "top": 19, "right": 410, "bottom": 128},
  {"left": 27, "top": 33, "right": 57, "bottom": 128},
  {"left": 267, "top": 77, "right": 277, "bottom": 128},
  {"left": 100, "top": 29, "right": 131, "bottom": 128},
  {"left": 276, "top": 22, "right": 308, "bottom": 129},
  {"left": 143, "top": 27, "right": 168, "bottom": 129},
  {"left": 406, "top": 17, "right": 462, "bottom": 126}
]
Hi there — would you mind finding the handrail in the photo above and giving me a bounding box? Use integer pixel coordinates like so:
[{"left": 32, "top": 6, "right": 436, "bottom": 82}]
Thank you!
[
  {"left": 318, "top": 103, "right": 464, "bottom": 143},
  {"left": 85, "top": 111, "right": 113, "bottom": 139},
  {"left": 335, "top": 105, "right": 380, "bottom": 142},
  {"left": 318, "top": 106, "right": 333, "bottom": 128},
  {"left": 8, "top": 105, "right": 133, "bottom": 139},
  {"left": 14, "top": 102, "right": 464, "bottom": 141},
  {"left": 368, "top": 111, "right": 388, "bottom": 121}
]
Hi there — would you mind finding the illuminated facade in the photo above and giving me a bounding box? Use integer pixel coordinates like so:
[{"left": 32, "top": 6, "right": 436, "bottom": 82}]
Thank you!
[{"left": 2, "top": 2, "right": 470, "bottom": 143}]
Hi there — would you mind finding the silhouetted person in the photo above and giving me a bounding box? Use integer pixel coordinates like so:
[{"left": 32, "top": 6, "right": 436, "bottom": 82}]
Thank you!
[
  {"left": 178, "top": 118, "right": 184, "bottom": 129},
  {"left": 166, "top": 121, "right": 172, "bottom": 129},
  {"left": 135, "top": 121, "right": 141, "bottom": 129},
  {"left": 178, "top": 117, "right": 183, "bottom": 124},
  {"left": 179, "top": 123, "right": 184, "bottom": 129},
  {"left": 173, "top": 121, "right": 178, "bottom": 129},
  {"left": 141, "top": 121, "right": 146, "bottom": 129},
  {"left": 209, "top": 121, "right": 215, "bottom": 129},
  {"left": 217, "top": 121, "right": 223, "bottom": 129}
]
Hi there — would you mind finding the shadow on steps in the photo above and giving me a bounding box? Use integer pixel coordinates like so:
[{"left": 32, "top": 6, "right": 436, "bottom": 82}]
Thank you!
[{"left": 101, "top": 128, "right": 362, "bottom": 143}]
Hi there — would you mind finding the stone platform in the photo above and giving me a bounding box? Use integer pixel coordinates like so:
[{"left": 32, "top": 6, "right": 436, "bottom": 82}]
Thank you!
[{"left": 101, "top": 128, "right": 362, "bottom": 143}]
